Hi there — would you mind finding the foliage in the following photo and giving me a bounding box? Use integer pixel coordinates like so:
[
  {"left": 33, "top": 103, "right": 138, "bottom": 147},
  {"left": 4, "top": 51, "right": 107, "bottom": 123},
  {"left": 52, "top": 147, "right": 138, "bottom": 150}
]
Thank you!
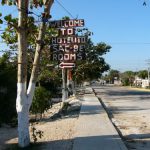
[
  {"left": 31, "top": 124, "right": 44, "bottom": 143},
  {"left": 0, "top": 52, "right": 17, "bottom": 124},
  {"left": 74, "top": 40, "right": 111, "bottom": 83},
  {"left": 1, "top": 0, "right": 50, "bottom": 7},
  {"left": 38, "top": 68, "right": 62, "bottom": 97},
  {"left": 0, "top": 12, "right": 3, "bottom": 24},
  {"left": 120, "top": 71, "right": 135, "bottom": 86},
  {"left": 30, "top": 86, "right": 51, "bottom": 118},
  {"left": 137, "top": 70, "right": 148, "bottom": 79},
  {"left": 107, "top": 69, "right": 120, "bottom": 84},
  {"left": 1, "top": 12, "right": 61, "bottom": 94}
]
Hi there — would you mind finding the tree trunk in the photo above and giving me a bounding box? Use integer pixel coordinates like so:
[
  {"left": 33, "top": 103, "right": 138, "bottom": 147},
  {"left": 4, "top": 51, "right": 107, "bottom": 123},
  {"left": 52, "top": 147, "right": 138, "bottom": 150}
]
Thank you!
[
  {"left": 16, "top": 0, "right": 29, "bottom": 147},
  {"left": 16, "top": 0, "right": 54, "bottom": 147},
  {"left": 27, "top": 0, "right": 54, "bottom": 108}
]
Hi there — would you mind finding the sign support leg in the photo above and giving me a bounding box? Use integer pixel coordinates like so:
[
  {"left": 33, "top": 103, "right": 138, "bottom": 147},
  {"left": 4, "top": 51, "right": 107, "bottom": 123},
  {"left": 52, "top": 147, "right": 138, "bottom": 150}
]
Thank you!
[{"left": 62, "top": 68, "right": 68, "bottom": 102}]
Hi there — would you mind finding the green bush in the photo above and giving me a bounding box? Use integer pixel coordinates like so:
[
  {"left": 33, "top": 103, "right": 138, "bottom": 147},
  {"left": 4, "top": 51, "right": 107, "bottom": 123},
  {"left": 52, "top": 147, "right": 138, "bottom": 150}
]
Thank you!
[
  {"left": 0, "top": 53, "right": 17, "bottom": 125},
  {"left": 30, "top": 86, "right": 51, "bottom": 118}
]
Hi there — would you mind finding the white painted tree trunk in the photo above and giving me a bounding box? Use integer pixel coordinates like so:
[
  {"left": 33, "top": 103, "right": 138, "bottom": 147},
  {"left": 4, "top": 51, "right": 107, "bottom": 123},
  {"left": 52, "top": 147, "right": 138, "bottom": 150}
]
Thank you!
[
  {"left": 16, "top": 82, "right": 35, "bottom": 147},
  {"left": 16, "top": 83, "right": 30, "bottom": 147},
  {"left": 27, "top": 82, "right": 36, "bottom": 107}
]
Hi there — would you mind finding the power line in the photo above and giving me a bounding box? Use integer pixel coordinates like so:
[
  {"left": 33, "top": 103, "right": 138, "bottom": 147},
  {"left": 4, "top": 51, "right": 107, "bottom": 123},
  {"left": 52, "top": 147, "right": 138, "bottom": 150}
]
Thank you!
[
  {"left": 55, "top": 0, "right": 75, "bottom": 19},
  {"left": 54, "top": 0, "right": 91, "bottom": 37}
]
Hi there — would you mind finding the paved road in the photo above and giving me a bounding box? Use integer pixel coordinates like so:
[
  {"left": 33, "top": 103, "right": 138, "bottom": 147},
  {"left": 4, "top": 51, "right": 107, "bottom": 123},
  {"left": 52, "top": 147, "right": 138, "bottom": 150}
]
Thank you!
[
  {"left": 93, "top": 85, "right": 150, "bottom": 150},
  {"left": 93, "top": 85, "right": 150, "bottom": 114}
]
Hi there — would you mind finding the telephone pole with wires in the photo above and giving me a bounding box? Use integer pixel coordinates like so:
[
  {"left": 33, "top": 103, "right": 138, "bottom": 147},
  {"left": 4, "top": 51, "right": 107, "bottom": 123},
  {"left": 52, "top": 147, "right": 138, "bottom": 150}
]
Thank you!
[{"left": 146, "top": 59, "right": 150, "bottom": 88}]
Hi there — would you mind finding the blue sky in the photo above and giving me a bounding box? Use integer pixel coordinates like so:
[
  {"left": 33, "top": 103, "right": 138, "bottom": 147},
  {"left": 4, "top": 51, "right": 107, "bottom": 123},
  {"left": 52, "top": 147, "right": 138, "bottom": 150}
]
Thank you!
[{"left": 1, "top": 0, "right": 150, "bottom": 72}]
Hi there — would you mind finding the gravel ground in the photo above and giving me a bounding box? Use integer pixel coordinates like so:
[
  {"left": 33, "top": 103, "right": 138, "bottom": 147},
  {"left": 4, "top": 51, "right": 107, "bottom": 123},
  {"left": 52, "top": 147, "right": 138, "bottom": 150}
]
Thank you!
[{"left": 0, "top": 96, "right": 81, "bottom": 150}]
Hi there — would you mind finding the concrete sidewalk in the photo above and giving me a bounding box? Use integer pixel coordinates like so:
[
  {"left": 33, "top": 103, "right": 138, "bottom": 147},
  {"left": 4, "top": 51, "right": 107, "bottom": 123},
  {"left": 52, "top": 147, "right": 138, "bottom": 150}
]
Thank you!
[{"left": 73, "top": 87, "right": 127, "bottom": 150}]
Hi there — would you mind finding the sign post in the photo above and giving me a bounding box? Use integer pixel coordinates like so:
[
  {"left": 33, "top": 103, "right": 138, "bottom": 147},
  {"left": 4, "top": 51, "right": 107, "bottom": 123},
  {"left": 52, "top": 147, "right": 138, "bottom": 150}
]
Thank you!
[{"left": 62, "top": 68, "right": 68, "bottom": 102}]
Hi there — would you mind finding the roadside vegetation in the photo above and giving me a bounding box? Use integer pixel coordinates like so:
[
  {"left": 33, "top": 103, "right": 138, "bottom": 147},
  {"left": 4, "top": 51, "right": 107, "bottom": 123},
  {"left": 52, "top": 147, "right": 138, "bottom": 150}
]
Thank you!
[{"left": 103, "top": 69, "right": 149, "bottom": 87}]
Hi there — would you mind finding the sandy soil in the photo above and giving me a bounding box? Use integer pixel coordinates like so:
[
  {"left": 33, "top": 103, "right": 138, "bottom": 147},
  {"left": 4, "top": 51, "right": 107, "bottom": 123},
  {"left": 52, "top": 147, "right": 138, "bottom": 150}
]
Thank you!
[
  {"left": 111, "top": 113, "right": 150, "bottom": 150},
  {"left": 0, "top": 97, "right": 81, "bottom": 150}
]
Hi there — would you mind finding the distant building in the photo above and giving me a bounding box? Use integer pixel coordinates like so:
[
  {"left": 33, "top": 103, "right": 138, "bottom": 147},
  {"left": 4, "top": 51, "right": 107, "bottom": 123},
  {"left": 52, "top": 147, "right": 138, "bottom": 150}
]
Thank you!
[
  {"left": 114, "top": 80, "right": 122, "bottom": 86},
  {"left": 142, "top": 79, "right": 149, "bottom": 88},
  {"left": 98, "top": 79, "right": 106, "bottom": 85},
  {"left": 134, "top": 76, "right": 142, "bottom": 87},
  {"left": 134, "top": 76, "right": 149, "bottom": 88}
]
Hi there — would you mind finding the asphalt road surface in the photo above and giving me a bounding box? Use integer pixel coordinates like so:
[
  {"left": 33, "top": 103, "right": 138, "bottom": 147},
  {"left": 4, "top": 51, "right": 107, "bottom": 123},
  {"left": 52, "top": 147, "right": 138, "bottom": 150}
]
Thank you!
[{"left": 93, "top": 85, "right": 150, "bottom": 150}]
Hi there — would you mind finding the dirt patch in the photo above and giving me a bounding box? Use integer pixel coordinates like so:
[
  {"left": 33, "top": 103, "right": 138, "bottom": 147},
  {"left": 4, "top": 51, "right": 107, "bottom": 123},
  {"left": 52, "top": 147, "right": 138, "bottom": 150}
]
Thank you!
[
  {"left": 111, "top": 114, "right": 150, "bottom": 150},
  {"left": 0, "top": 96, "right": 81, "bottom": 150}
]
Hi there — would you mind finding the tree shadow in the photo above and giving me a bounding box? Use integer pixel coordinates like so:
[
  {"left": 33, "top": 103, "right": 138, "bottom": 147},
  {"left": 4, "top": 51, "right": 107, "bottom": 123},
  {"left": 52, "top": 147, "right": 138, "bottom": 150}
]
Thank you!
[
  {"left": 93, "top": 85, "right": 150, "bottom": 96},
  {"left": 0, "top": 127, "right": 18, "bottom": 150},
  {"left": 124, "top": 133, "right": 150, "bottom": 150},
  {"left": 73, "top": 135, "right": 128, "bottom": 150},
  {"left": 97, "top": 96, "right": 150, "bottom": 114},
  {"left": 4, "top": 139, "right": 73, "bottom": 150},
  {"left": 106, "top": 90, "right": 150, "bottom": 96},
  {"left": 106, "top": 106, "right": 150, "bottom": 114},
  {"left": 4, "top": 135, "right": 127, "bottom": 150},
  {"left": 4, "top": 133, "right": 150, "bottom": 150},
  {"left": 139, "top": 96, "right": 150, "bottom": 100}
]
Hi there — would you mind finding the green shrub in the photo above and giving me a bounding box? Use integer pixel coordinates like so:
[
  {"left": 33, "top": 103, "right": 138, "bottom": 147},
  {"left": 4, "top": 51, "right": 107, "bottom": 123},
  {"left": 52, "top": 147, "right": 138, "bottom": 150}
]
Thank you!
[
  {"left": 30, "top": 86, "right": 51, "bottom": 118},
  {"left": 0, "top": 53, "right": 17, "bottom": 125}
]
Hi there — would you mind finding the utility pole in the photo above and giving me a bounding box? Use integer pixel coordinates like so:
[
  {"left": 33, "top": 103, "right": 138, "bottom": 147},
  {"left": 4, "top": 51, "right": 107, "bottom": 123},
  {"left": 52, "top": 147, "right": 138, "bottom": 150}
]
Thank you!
[
  {"left": 146, "top": 59, "right": 150, "bottom": 88},
  {"left": 148, "top": 67, "right": 150, "bottom": 88}
]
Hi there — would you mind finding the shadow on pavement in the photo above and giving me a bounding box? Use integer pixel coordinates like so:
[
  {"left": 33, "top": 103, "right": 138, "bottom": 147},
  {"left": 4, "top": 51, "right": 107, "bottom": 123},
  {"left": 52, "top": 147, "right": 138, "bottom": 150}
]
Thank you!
[
  {"left": 0, "top": 127, "right": 18, "bottom": 150},
  {"left": 106, "top": 90, "right": 150, "bottom": 96},
  {"left": 5, "top": 134, "right": 128, "bottom": 150},
  {"left": 5, "top": 133, "right": 150, "bottom": 150},
  {"left": 124, "top": 133, "right": 150, "bottom": 150},
  {"left": 73, "top": 135, "right": 128, "bottom": 150},
  {"left": 106, "top": 106, "right": 150, "bottom": 113},
  {"left": 5, "top": 139, "right": 73, "bottom": 150}
]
